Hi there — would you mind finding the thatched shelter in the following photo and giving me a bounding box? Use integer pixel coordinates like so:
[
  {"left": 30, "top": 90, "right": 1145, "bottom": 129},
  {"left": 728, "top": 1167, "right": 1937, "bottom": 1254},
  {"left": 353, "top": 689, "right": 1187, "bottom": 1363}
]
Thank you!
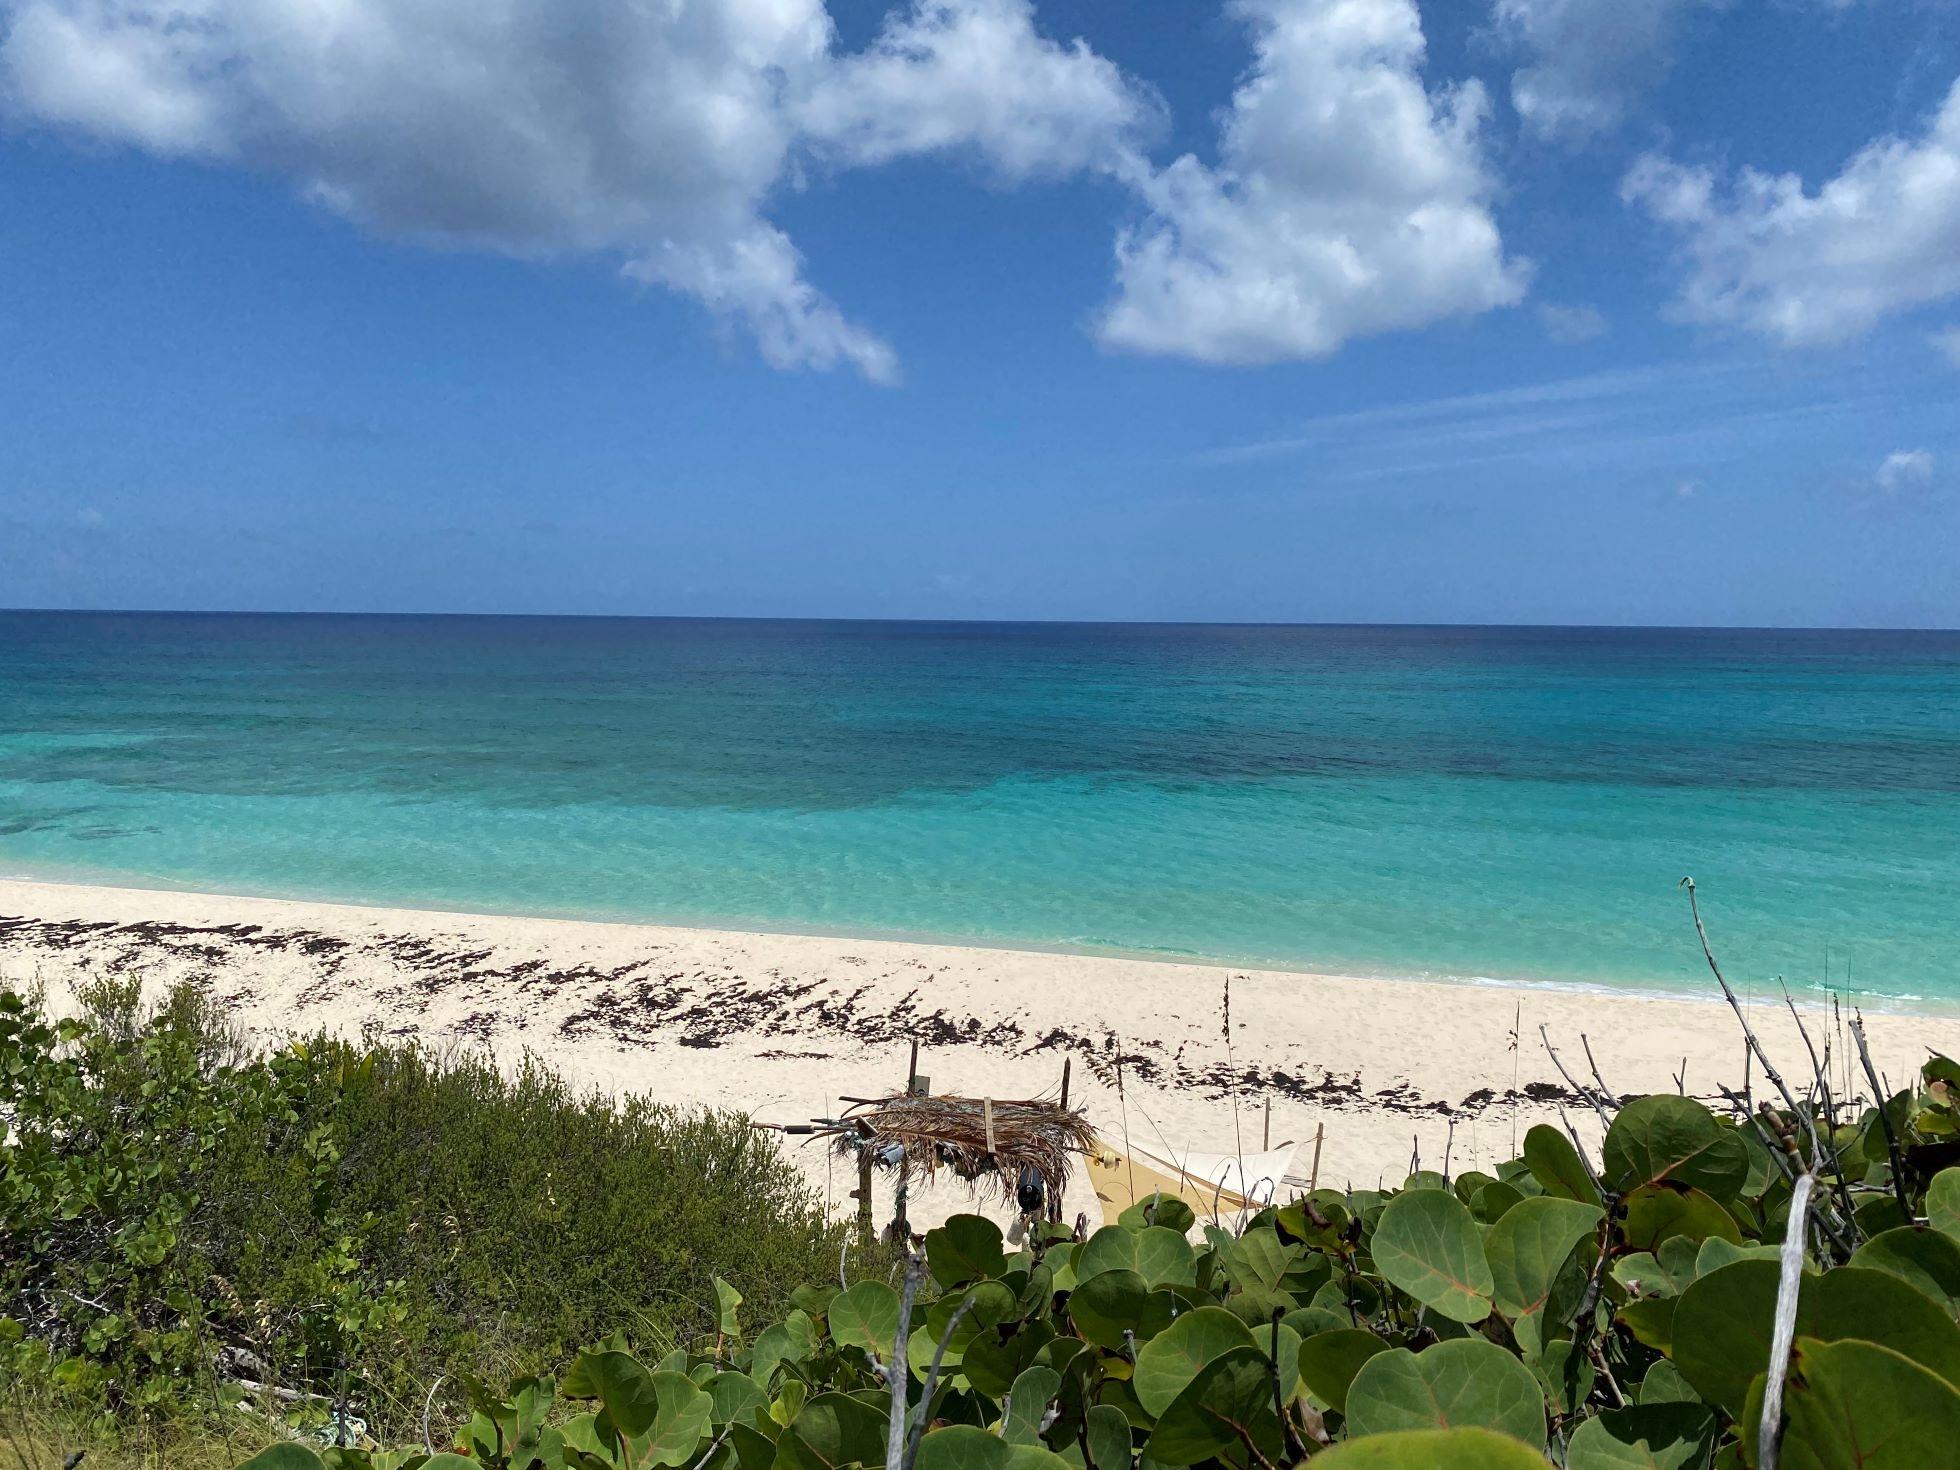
[{"left": 824, "top": 1091, "right": 1096, "bottom": 1207}]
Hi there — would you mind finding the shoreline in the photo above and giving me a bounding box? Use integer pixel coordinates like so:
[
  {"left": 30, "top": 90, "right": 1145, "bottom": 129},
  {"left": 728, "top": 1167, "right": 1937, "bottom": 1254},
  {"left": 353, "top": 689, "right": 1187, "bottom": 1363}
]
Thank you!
[
  {"left": 2, "top": 865, "right": 1938, "bottom": 1018},
  {"left": 5, "top": 876, "right": 1957, "bottom": 1231}
]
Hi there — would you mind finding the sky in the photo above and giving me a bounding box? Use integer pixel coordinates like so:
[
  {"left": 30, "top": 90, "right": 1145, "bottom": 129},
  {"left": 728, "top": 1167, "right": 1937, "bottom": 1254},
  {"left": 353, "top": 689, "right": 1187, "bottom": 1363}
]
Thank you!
[{"left": 1, "top": 0, "right": 1957, "bottom": 627}]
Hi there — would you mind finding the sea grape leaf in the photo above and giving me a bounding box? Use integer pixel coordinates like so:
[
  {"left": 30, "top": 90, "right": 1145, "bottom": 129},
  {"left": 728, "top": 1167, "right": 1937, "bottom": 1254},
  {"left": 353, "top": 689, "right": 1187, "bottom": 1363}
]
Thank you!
[
  {"left": 1671, "top": 1260, "right": 1960, "bottom": 1415},
  {"left": 1565, "top": 1403, "right": 1716, "bottom": 1470},
  {"left": 1224, "top": 1228, "right": 1299, "bottom": 1295},
  {"left": 1470, "top": 1180, "right": 1525, "bottom": 1224},
  {"left": 236, "top": 1450, "right": 327, "bottom": 1470},
  {"left": 709, "top": 1371, "right": 769, "bottom": 1423},
  {"left": 1692, "top": 1238, "right": 1779, "bottom": 1277},
  {"left": 914, "top": 1425, "right": 1015, "bottom": 1470},
  {"left": 750, "top": 1311, "right": 820, "bottom": 1387},
  {"left": 1485, "top": 1196, "right": 1602, "bottom": 1356},
  {"left": 1343, "top": 1339, "right": 1546, "bottom": 1447},
  {"left": 1370, "top": 1189, "right": 1495, "bottom": 1324},
  {"left": 1002, "top": 1366, "right": 1062, "bottom": 1446},
  {"left": 1615, "top": 1298, "right": 1676, "bottom": 1354},
  {"left": 1523, "top": 1124, "right": 1597, "bottom": 1203},
  {"left": 1603, "top": 1096, "right": 1749, "bottom": 1201},
  {"left": 1131, "top": 1306, "right": 1256, "bottom": 1418},
  {"left": 1848, "top": 1224, "right": 1960, "bottom": 1311},
  {"left": 1296, "top": 1329, "right": 1391, "bottom": 1414},
  {"left": 1082, "top": 1402, "right": 1133, "bottom": 1470},
  {"left": 1636, "top": 1361, "right": 1698, "bottom": 1406},
  {"left": 1076, "top": 1225, "right": 1196, "bottom": 1289},
  {"left": 715, "top": 1277, "right": 744, "bottom": 1338},
  {"left": 1310, "top": 1427, "right": 1554, "bottom": 1468},
  {"left": 928, "top": 1215, "right": 1008, "bottom": 1288},
  {"left": 623, "top": 1372, "right": 713, "bottom": 1467},
  {"left": 1070, "top": 1268, "right": 1148, "bottom": 1351},
  {"left": 1120, "top": 1193, "right": 1196, "bottom": 1234},
  {"left": 1620, "top": 1185, "right": 1741, "bottom": 1252},
  {"left": 1741, "top": 1337, "right": 1960, "bottom": 1470},
  {"left": 1929, "top": 1167, "right": 1960, "bottom": 1242},
  {"left": 828, "top": 1281, "right": 902, "bottom": 1357},
  {"left": 773, "top": 1392, "right": 886, "bottom": 1470},
  {"left": 910, "top": 1281, "right": 1019, "bottom": 1377},
  {"left": 1143, "top": 1346, "right": 1283, "bottom": 1468}
]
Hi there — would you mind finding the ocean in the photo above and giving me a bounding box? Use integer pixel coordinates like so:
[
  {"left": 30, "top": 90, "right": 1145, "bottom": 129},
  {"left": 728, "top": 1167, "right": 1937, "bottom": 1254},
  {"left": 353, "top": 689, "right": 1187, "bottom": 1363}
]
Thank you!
[{"left": 3, "top": 612, "right": 1956, "bottom": 1004}]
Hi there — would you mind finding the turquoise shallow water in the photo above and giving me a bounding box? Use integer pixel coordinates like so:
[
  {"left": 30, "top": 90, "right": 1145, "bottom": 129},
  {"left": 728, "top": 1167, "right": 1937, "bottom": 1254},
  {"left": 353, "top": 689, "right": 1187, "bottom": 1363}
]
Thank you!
[{"left": 2, "top": 612, "right": 1957, "bottom": 1003}]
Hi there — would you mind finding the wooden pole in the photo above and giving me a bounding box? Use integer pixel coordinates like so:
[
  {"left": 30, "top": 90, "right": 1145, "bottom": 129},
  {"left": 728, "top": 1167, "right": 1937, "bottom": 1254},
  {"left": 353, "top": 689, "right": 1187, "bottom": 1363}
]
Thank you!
[
  {"left": 983, "top": 1097, "right": 996, "bottom": 1155},
  {"left": 1059, "top": 1057, "right": 1071, "bottom": 1110},
  {"left": 856, "top": 1145, "right": 875, "bottom": 1246},
  {"left": 907, "top": 1039, "right": 920, "bottom": 1093},
  {"left": 1308, "top": 1123, "right": 1325, "bottom": 1194},
  {"left": 1262, "top": 1097, "right": 1271, "bottom": 1151}
]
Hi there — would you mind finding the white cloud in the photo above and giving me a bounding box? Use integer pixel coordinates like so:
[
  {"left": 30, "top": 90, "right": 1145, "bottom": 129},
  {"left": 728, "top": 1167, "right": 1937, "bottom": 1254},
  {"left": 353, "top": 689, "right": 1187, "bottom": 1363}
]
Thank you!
[
  {"left": 0, "top": 0, "right": 1153, "bottom": 382},
  {"left": 1932, "top": 326, "right": 1960, "bottom": 366},
  {"left": 1538, "top": 302, "right": 1608, "bottom": 342},
  {"left": 1876, "top": 448, "right": 1935, "bottom": 493},
  {"left": 798, "top": 0, "right": 1156, "bottom": 180},
  {"left": 1492, "top": 0, "right": 1723, "bottom": 146},
  {"left": 77, "top": 505, "right": 105, "bottom": 527},
  {"left": 1095, "top": 0, "right": 1525, "bottom": 366},
  {"left": 1623, "top": 79, "right": 1960, "bottom": 348},
  {"left": 1674, "top": 478, "right": 1700, "bottom": 499}
]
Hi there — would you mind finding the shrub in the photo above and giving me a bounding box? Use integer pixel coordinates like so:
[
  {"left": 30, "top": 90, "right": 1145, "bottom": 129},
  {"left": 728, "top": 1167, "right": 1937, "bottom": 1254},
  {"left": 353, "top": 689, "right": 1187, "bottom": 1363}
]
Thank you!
[{"left": 0, "top": 983, "right": 845, "bottom": 1443}]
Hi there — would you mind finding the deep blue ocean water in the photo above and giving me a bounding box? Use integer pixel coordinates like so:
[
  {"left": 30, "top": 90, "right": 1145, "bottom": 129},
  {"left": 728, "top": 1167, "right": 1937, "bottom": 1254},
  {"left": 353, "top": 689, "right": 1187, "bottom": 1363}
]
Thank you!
[{"left": 3, "top": 612, "right": 1957, "bottom": 1003}]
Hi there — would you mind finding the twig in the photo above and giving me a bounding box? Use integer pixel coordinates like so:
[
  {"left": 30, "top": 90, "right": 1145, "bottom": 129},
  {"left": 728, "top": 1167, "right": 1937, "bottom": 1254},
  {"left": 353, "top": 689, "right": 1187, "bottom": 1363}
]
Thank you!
[
  {"left": 1850, "top": 1014, "right": 1913, "bottom": 1220},
  {"left": 1540, "top": 1025, "right": 1612, "bottom": 1132},
  {"left": 421, "top": 1374, "right": 448, "bottom": 1455},
  {"left": 906, "top": 1293, "right": 977, "bottom": 1470},
  {"left": 1578, "top": 1034, "right": 1617, "bottom": 1111},
  {"left": 1759, "top": 1173, "right": 1815, "bottom": 1470}
]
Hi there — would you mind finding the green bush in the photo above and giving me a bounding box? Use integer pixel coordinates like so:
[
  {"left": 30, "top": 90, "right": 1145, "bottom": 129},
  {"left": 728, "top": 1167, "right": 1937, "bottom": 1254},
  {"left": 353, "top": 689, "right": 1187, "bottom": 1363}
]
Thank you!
[{"left": 0, "top": 982, "right": 845, "bottom": 1442}]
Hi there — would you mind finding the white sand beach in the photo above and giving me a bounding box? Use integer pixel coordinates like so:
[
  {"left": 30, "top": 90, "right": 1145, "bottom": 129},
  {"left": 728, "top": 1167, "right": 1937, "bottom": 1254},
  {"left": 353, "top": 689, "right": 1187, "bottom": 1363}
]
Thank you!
[{"left": 3, "top": 877, "right": 1952, "bottom": 1232}]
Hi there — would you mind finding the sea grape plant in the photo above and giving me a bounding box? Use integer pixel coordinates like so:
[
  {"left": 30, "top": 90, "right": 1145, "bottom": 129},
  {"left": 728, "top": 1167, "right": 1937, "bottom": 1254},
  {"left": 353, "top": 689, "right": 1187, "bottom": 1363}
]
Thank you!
[{"left": 240, "top": 1043, "right": 1960, "bottom": 1470}]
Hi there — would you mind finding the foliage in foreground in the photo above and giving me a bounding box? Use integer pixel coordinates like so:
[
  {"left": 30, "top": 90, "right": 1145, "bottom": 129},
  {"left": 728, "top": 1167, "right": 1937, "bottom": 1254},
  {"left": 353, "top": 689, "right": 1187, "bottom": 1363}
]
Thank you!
[
  {"left": 228, "top": 1039, "right": 1960, "bottom": 1470},
  {"left": 0, "top": 980, "right": 845, "bottom": 1443}
]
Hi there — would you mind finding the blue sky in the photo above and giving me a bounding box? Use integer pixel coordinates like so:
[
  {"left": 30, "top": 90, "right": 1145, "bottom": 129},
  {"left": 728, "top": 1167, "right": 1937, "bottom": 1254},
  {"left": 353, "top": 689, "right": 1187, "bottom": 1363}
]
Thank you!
[{"left": 2, "top": 0, "right": 1957, "bottom": 626}]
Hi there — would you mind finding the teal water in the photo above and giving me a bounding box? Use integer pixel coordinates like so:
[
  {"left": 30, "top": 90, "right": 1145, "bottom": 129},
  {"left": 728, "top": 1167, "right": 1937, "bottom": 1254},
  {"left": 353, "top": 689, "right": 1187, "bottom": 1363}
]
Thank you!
[{"left": 2, "top": 612, "right": 1957, "bottom": 1004}]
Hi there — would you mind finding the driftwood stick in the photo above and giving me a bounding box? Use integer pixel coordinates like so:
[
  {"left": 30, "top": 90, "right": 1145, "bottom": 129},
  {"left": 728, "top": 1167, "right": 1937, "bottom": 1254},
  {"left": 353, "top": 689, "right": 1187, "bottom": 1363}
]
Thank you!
[
  {"left": 1759, "top": 1173, "right": 1816, "bottom": 1470},
  {"left": 1579, "top": 1033, "right": 1617, "bottom": 1110},
  {"left": 885, "top": 1248, "right": 925, "bottom": 1470}
]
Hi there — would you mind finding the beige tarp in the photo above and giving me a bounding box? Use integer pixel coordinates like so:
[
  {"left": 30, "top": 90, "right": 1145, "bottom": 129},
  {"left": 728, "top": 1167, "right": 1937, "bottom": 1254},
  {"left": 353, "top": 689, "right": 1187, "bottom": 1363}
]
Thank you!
[{"left": 1088, "top": 1140, "right": 1299, "bottom": 1226}]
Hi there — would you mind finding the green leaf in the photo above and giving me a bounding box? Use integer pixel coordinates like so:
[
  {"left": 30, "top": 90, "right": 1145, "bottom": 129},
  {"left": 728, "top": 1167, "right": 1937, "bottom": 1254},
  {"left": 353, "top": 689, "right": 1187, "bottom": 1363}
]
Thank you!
[
  {"left": 1470, "top": 1181, "right": 1525, "bottom": 1225},
  {"left": 710, "top": 1371, "right": 769, "bottom": 1423},
  {"left": 235, "top": 1449, "right": 328, "bottom": 1470},
  {"left": 1143, "top": 1346, "right": 1282, "bottom": 1468},
  {"left": 1619, "top": 1185, "right": 1740, "bottom": 1251},
  {"left": 1076, "top": 1226, "right": 1196, "bottom": 1288},
  {"left": 581, "top": 1351, "right": 666, "bottom": 1437},
  {"left": 1119, "top": 1194, "right": 1197, "bottom": 1234},
  {"left": 775, "top": 1391, "right": 890, "bottom": 1470},
  {"left": 1671, "top": 1260, "right": 1960, "bottom": 1415},
  {"left": 1132, "top": 1306, "right": 1256, "bottom": 1418},
  {"left": 1565, "top": 1404, "right": 1716, "bottom": 1470},
  {"left": 928, "top": 1215, "right": 1008, "bottom": 1288},
  {"left": 1370, "top": 1190, "right": 1495, "bottom": 1324},
  {"left": 1523, "top": 1124, "right": 1596, "bottom": 1203},
  {"left": 1309, "top": 1428, "right": 1553, "bottom": 1469},
  {"left": 1296, "top": 1329, "right": 1391, "bottom": 1414},
  {"left": 714, "top": 1277, "right": 743, "bottom": 1338},
  {"left": 1743, "top": 1337, "right": 1960, "bottom": 1470},
  {"left": 910, "top": 1281, "right": 1019, "bottom": 1376},
  {"left": 829, "top": 1281, "right": 902, "bottom": 1357},
  {"left": 1082, "top": 1403, "right": 1133, "bottom": 1470},
  {"left": 1636, "top": 1361, "right": 1698, "bottom": 1406},
  {"left": 1002, "top": 1366, "right": 1062, "bottom": 1446},
  {"left": 1615, "top": 1298, "right": 1676, "bottom": 1354},
  {"left": 1927, "top": 1168, "right": 1960, "bottom": 1242},
  {"left": 1485, "top": 1197, "right": 1601, "bottom": 1356},
  {"left": 751, "top": 1310, "right": 820, "bottom": 1387},
  {"left": 914, "top": 1425, "right": 1014, "bottom": 1470},
  {"left": 1224, "top": 1228, "right": 1298, "bottom": 1296},
  {"left": 1602, "top": 1096, "right": 1749, "bottom": 1200},
  {"left": 1069, "top": 1268, "right": 1148, "bottom": 1351},
  {"left": 1344, "top": 1340, "right": 1545, "bottom": 1447},
  {"left": 1848, "top": 1225, "right": 1960, "bottom": 1311}
]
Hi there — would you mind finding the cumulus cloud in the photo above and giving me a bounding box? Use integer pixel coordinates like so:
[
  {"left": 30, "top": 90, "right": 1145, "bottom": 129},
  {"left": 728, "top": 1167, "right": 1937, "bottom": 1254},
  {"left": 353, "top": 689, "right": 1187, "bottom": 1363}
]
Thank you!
[
  {"left": 1622, "top": 79, "right": 1960, "bottom": 348},
  {"left": 1538, "top": 302, "right": 1608, "bottom": 342},
  {"left": 1875, "top": 448, "right": 1935, "bottom": 493},
  {"left": 0, "top": 0, "right": 1155, "bottom": 381},
  {"left": 1095, "top": 0, "right": 1525, "bottom": 366},
  {"left": 1492, "top": 0, "right": 1723, "bottom": 146}
]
